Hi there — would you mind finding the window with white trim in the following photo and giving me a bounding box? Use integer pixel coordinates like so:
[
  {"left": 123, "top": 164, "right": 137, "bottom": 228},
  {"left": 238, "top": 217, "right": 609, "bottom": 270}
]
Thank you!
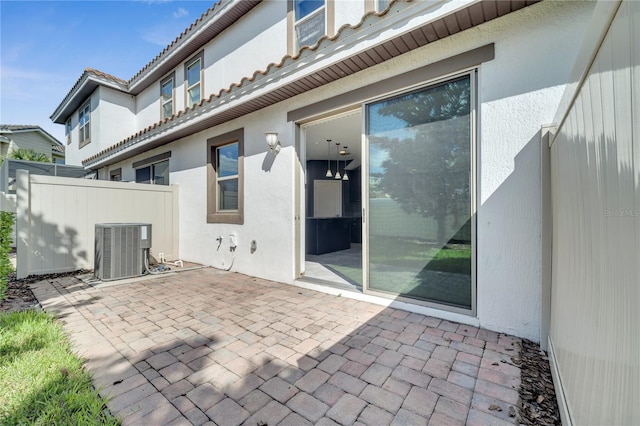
[
  {"left": 185, "top": 52, "right": 203, "bottom": 108},
  {"left": 65, "top": 119, "right": 72, "bottom": 145},
  {"left": 161, "top": 75, "right": 174, "bottom": 119},
  {"left": 79, "top": 102, "right": 91, "bottom": 147},
  {"left": 376, "top": 0, "right": 391, "bottom": 12},
  {"left": 294, "top": 0, "right": 325, "bottom": 50}
]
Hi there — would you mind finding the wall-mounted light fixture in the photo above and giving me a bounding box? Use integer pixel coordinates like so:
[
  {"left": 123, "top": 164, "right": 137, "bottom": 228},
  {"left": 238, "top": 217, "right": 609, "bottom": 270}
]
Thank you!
[{"left": 265, "top": 132, "right": 281, "bottom": 153}]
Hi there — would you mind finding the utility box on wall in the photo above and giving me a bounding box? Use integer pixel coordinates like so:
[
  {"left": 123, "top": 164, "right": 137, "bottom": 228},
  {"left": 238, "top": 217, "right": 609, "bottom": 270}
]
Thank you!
[{"left": 95, "top": 223, "right": 152, "bottom": 281}]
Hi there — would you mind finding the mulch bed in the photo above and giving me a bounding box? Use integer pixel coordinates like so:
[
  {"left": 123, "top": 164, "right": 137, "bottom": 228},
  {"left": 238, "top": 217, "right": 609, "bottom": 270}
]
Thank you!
[{"left": 1, "top": 272, "right": 561, "bottom": 425}]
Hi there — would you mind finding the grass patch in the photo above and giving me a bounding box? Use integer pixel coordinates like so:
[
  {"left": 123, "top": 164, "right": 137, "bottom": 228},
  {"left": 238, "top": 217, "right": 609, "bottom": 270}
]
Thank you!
[
  {"left": 0, "top": 310, "right": 119, "bottom": 425},
  {"left": 370, "top": 236, "right": 471, "bottom": 275},
  {"left": 0, "top": 211, "right": 15, "bottom": 302}
]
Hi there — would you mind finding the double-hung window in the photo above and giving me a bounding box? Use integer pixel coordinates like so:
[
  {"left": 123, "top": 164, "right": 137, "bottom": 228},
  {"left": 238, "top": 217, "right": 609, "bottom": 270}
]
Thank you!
[
  {"left": 161, "top": 75, "right": 174, "bottom": 119},
  {"left": 185, "top": 52, "right": 203, "bottom": 108},
  {"left": 207, "top": 129, "right": 244, "bottom": 224},
  {"left": 65, "top": 119, "right": 72, "bottom": 145},
  {"left": 294, "top": 0, "right": 326, "bottom": 50},
  {"left": 79, "top": 102, "right": 91, "bottom": 147},
  {"left": 216, "top": 143, "right": 239, "bottom": 211},
  {"left": 133, "top": 152, "right": 171, "bottom": 185}
]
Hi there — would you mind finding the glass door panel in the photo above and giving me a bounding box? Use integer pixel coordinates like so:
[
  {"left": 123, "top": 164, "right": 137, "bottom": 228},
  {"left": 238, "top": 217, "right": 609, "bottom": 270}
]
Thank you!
[{"left": 365, "top": 74, "right": 473, "bottom": 310}]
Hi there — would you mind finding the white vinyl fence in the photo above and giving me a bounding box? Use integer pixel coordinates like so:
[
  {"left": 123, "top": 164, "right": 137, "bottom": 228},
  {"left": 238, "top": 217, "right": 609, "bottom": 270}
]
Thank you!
[
  {"left": 548, "top": 2, "right": 639, "bottom": 424},
  {"left": 3, "top": 170, "right": 179, "bottom": 278}
]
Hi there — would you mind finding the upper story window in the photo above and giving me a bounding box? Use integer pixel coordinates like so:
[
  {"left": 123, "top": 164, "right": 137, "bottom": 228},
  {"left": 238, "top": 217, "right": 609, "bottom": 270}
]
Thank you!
[
  {"left": 294, "top": 0, "right": 325, "bottom": 49},
  {"left": 185, "top": 52, "right": 203, "bottom": 108},
  {"left": 376, "top": 0, "right": 391, "bottom": 11},
  {"left": 161, "top": 74, "right": 174, "bottom": 120},
  {"left": 65, "top": 119, "right": 72, "bottom": 145},
  {"left": 79, "top": 102, "right": 91, "bottom": 147}
]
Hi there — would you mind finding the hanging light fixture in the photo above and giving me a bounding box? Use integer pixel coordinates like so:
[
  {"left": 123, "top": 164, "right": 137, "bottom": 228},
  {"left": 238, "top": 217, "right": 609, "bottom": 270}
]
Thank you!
[
  {"left": 334, "top": 142, "right": 341, "bottom": 180},
  {"left": 342, "top": 146, "right": 349, "bottom": 181},
  {"left": 325, "top": 139, "right": 333, "bottom": 178}
]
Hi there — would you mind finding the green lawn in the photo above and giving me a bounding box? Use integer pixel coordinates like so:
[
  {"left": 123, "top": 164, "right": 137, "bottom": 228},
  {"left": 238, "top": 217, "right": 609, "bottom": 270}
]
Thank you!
[
  {"left": 0, "top": 310, "right": 120, "bottom": 425},
  {"left": 369, "top": 236, "right": 472, "bottom": 308}
]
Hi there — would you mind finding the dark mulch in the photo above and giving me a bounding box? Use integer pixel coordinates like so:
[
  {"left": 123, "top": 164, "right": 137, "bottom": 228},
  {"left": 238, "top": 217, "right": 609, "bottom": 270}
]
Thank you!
[
  {"left": 517, "top": 339, "right": 562, "bottom": 425},
  {"left": 0, "top": 271, "right": 86, "bottom": 313}
]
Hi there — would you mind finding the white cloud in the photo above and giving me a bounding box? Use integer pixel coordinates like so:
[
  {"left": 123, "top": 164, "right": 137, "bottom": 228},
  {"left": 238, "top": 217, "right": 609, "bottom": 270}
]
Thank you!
[
  {"left": 139, "top": 25, "right": 177, "bottom": 46},
  {"left": 173, "top": 7, "right": 188, "bottom": 18}
]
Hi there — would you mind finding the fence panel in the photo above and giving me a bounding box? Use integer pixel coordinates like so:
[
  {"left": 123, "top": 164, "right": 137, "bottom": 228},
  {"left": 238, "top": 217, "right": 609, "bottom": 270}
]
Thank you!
[
  {"left": 549, "top": 2, "right": 640, "bottom": 424},
  {"left": 15, "top": 171, "right": 179, "bottom": 278}
]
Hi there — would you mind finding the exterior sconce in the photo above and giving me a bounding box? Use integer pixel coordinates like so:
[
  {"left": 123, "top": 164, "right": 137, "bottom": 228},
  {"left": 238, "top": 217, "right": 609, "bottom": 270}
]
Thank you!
[{"left": 265, "top": 132, "right": 281, "bottom": 153}]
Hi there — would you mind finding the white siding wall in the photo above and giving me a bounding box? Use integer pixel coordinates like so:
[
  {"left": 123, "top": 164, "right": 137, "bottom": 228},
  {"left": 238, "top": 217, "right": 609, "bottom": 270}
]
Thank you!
[
  {"left": 8, "top": 132, "right": 54, "bottom": 158},
  {"left": 549, "top": 2, "right": 640, "bottom": 424},
  {"left": 14, "top": 172, "right": 179, "bottom": 277},
  {"left": 101, "top": 1, "right": 595, "bottom": 341}
]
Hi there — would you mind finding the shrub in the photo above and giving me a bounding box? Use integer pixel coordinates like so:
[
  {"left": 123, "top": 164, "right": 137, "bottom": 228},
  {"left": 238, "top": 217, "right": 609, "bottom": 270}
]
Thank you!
[{"left": 0, "top": 211, "right": 15, "bottom": 301}]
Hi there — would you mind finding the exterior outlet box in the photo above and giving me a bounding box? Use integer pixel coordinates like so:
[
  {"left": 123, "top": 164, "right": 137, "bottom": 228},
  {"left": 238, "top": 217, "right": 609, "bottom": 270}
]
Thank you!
[{"left": 95, "top": 223, "right": 152, "bottom": 281}]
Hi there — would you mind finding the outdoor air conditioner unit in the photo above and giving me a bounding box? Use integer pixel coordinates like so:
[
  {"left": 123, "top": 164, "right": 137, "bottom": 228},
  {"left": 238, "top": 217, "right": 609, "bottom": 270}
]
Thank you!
[{"left": 94, "top": 223, "right": 152, "bottom": 281}]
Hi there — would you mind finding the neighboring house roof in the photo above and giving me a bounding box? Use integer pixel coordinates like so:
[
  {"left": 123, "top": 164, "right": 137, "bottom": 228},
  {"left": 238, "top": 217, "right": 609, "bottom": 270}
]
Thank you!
[
  {"left": 82, "top": 0, "right": 539, "bottom": 168},
  {"left": 0, "top": 125, "right": 64, "bottom": 151}
]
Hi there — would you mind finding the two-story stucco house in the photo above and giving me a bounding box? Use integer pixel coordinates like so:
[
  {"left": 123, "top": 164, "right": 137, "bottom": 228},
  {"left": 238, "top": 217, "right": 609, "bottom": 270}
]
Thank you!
[{"left": 50, "top": 0, "right": 594, "bottom": 340}]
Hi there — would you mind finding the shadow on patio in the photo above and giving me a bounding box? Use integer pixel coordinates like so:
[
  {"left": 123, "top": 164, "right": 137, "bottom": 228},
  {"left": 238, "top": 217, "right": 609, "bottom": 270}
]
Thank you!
[{"left": 29, "top": 267, "right": 523, "bottom": 426}]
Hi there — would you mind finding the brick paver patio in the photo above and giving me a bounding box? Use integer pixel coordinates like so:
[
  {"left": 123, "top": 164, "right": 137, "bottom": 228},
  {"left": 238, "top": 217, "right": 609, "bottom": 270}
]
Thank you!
[{"left": 30, "top": 268, "right": 523, "bottom": 426}]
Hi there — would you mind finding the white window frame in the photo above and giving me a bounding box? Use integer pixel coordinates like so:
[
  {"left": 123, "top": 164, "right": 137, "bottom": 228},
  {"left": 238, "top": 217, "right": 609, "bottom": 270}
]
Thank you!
[
  {"left": 161, "top": 74, "right": 174, "bottom": 120},
  {"left": 79, "top": 102, "right": 91, "bottom": 147},
  {"left": 375, "top": 0, "right": 391, "bottom": 12},
  {"left": 184, "top": 52, "right": 203, "bottom": 108},
  {"left": 65, "top": 118, "right": 72, "bottom": 145},
  {"left": 216, "top": 142, "right": 239, "bottom": 212},
  {"left": 294, "top": 0, "right": 326, "bottom": 50}
]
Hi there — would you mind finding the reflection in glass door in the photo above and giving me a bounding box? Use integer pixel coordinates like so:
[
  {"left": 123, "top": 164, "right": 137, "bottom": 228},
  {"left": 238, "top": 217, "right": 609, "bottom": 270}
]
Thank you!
[{"left": 365, "top": 73, "right": 474, "bottom": 310}]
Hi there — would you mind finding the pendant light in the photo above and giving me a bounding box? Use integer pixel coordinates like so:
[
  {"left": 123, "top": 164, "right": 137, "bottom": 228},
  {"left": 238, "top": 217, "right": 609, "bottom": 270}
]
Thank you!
[
  {"left": 342, "top": 146, "right": 349, "bottom": 181},
  {"left": 325, "top": 139, "right": 333, "bottom": 178},
  {"left": 334, "top": 142, "right": 341, "bottom": 180}
]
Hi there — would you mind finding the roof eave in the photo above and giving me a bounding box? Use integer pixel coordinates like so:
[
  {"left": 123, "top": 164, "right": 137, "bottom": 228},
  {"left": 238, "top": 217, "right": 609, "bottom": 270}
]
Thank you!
[
  {"left": 51, "top": 74, "right": 128, "bottom": 124},
  {"left": 127, "top": 0, "right": 261, "bottom": 95}
]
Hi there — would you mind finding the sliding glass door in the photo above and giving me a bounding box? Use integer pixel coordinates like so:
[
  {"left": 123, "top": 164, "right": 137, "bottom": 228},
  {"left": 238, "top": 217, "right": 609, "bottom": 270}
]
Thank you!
[{"left": 364, "top": 73, "right": 474, "bottom": 311}]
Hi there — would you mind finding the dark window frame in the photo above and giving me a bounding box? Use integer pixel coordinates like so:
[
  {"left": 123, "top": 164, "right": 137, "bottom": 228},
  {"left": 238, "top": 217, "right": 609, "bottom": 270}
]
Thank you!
[
  {"left": 110, "top": 168, "right": 122, "bottom": 181},
  {"left": 134, "top": 151, "right": 171, "bottom": 185},
  {"left": 207, "top": 129, "right": 244, "bottom": 224}
]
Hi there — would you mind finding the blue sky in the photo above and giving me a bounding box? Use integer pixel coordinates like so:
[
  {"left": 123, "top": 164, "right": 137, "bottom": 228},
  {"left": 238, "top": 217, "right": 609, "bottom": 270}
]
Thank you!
[{"left": 0, "top": 0, "right": 215, "bottom": 143}]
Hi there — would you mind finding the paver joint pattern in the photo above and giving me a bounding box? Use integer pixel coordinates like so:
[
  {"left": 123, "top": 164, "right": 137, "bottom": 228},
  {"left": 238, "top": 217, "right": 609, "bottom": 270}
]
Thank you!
[{"left": 30, "top": 269, "right": 523, "bottom": 426}]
